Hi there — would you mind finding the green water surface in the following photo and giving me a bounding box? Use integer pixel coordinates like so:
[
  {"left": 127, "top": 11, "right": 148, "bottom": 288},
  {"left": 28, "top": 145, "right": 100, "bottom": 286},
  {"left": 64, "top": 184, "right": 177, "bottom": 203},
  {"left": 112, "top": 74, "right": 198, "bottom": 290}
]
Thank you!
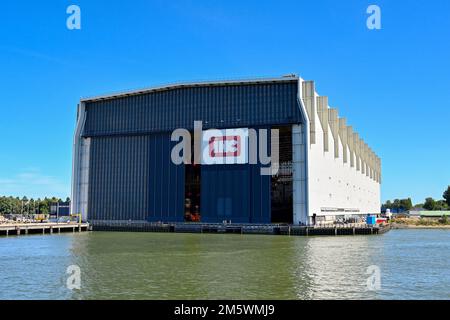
[{"left": 1, "top": 229, "right": 449, "bottom": 299}]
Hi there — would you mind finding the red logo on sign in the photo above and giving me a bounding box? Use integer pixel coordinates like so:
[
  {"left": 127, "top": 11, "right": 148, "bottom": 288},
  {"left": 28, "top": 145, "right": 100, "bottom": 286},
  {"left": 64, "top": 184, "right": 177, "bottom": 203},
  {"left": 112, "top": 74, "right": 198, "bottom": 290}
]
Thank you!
[{"left": 209, "top": 136, "right": 241, "bottom": 158}]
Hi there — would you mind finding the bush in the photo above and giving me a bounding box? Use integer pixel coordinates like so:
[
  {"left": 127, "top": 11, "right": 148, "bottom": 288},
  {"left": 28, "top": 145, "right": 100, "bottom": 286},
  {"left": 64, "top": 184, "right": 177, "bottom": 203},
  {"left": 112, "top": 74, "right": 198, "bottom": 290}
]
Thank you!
[
  {"left": 417, "top": 218, "right": 436, "bottom": 226},
  {"left": 439, "top": 215, "right": 449, "bottom": 225},
  {"left": 392, "top": 217, "right": 407, "bottom": 224}
]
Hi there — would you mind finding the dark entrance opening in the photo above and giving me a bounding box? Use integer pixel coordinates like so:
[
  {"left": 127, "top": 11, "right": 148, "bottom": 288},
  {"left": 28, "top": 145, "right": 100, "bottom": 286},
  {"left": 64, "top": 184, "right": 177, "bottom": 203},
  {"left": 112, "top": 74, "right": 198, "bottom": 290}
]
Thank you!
[
  {"left": 184, "top": 135, "right": 201, "bottom": 222},
  {"left": 183, "top": 126, "right": 293, "bottom": 224},
  {"left": 185, "top": 163, "right": 201, "bottom": 222},
  {"left": 271, "top": 126, "right": 293, "bottom": 224}
]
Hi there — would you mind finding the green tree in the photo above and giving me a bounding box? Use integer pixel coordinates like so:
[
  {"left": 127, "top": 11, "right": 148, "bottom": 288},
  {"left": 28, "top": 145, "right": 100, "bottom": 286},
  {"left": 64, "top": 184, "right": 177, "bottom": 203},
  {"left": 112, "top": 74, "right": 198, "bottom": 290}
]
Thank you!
[
  {"left": 393, "top": 199, "right": 401, "bottom": 211},
  {"left": 1, "top": 195, "right": 70, "bottom": 216},
  {"left": 435, "top": 200, "right": 448, "bottom": 211},
  {"left": 39, "top": 197, "right": 50, "bottom": 215},
  {"left": 423, "top": 197, "right": 436, "bottom": 210},
  {"left": 400, "top": 198, "right": 413, "bottom": 211},
  {"left": 13, "top": 197, "right": 21, "bottom": 214},
  {"left": 29, "top": 198, "right": 35, "bottom": 215},
  {"left": 443, "top": 186, "right": 450, "bottom": 207},
  {"left": 383, "top": 198, "right": 413, "bottom": 212}
]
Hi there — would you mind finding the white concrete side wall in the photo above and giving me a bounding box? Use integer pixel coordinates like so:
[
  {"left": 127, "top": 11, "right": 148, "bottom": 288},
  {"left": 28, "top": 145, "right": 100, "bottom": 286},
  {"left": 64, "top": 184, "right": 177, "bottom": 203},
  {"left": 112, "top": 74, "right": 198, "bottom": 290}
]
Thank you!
[
  {"left": 71, "top": 102, "right": 90, "bottom": 222},
  {"left": 302, "top": 81, "right": 381, "bottom": 222},
  {"left": 78, "top": 138, "right": 90, "bottom": 222},
  {"left": 292, "top": 124, "right": 308, "bottom": 225}
]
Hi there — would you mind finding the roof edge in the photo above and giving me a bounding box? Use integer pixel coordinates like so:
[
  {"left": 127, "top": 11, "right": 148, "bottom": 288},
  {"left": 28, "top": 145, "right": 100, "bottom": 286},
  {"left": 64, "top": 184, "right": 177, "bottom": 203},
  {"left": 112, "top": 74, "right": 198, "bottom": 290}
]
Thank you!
[{"left": 80, "top": 75, "right": 299, "bottom": 103}]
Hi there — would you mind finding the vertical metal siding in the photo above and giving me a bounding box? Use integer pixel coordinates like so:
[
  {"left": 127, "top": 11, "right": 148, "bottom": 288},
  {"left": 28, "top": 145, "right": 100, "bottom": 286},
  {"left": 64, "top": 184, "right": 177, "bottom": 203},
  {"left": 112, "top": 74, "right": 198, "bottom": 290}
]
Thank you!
[
  {"left": 89, "top": 135, "right": 149, "bottom": 221},
  {"left": 147, "top": 134, "right": 185, "bottom": 222},
  {"left": 200, "top": 128, "right": 271, "bottom": 223},
  {"left": 200, "top": 165, "right": 250, "bottom": 223},
  {"left": 250, "top": 162, "right": 271, "bottom": 223},
  {"left": 84, "top": 82, "right": 301, "bottom": 223},
  {"left": 88, "top": 134, "right": 184, "bottom": 222},
  {"left": 83, "top": 82, "right": 301, "bottom": 137},
  {"left": 200, "top": 163, "right": 271, "bottom": 223}
]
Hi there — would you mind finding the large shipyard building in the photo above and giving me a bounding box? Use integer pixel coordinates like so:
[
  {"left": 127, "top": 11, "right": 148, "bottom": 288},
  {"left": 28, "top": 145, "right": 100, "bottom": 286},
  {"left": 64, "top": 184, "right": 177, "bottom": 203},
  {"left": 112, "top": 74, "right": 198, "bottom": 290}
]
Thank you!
[{"left": 71, "top": 75, "right": 381, "bottom": 226}]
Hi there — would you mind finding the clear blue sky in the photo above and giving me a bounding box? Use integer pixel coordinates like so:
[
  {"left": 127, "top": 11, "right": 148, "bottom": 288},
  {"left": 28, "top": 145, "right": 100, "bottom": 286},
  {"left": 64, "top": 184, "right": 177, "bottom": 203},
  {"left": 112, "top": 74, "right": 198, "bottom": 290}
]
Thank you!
[{"left": 0, "top": 0, "right": 449, "bottom": 204}]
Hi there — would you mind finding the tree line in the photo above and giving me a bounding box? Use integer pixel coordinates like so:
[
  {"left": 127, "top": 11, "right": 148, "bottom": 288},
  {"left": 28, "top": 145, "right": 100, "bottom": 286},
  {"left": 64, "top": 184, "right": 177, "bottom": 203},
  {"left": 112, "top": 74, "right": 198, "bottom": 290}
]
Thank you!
[
  {"left": 383, "top": 186, "right": 450, "bottom": 212},
  {"left": 0, "top": 196, "right": 70, "bottom": 216}
]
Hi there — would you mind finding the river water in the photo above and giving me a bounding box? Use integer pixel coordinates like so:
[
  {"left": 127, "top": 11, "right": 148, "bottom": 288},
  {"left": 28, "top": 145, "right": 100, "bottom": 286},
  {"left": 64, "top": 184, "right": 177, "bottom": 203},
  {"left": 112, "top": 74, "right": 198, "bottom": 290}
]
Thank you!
[{"left": 0, "top": 229, "right": 449, "bottom": 300}]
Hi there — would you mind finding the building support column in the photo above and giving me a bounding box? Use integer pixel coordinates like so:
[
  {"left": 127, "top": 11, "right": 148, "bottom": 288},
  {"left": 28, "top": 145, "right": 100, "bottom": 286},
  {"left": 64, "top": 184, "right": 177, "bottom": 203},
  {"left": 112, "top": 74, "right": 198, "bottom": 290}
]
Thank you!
[
  {"left": 71, "top": 102, "right": 90, "bottom": 223},
  {"left": 292, "top": 124, "right": 308, "bottom": 225}
]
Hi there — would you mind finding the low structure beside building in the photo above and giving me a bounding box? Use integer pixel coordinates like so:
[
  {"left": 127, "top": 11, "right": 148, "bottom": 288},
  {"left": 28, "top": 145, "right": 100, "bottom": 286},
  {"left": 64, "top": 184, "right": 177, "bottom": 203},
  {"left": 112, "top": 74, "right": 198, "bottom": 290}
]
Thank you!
[
  {"left": 50, "top": 201, "right": 71, "bottom": 218},
  {"left": 409, "top": 211, "right": 450, "bottom": 219}
]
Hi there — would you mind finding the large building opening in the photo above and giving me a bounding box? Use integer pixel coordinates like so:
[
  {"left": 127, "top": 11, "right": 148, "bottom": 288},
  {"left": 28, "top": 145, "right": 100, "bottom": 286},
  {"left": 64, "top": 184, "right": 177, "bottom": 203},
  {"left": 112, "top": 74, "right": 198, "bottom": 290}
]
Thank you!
[
  {"left": 184, "top": 137, "right": 201, "bottom": 222},
  {"left": 184, "top": 163, "right": 201, "bottom": 222},
  {"left": 183, "top": 126, "right": 293, "bottom": 224},
  {"left": 271, "top": 126, "right": 293, "bottom": 224}
]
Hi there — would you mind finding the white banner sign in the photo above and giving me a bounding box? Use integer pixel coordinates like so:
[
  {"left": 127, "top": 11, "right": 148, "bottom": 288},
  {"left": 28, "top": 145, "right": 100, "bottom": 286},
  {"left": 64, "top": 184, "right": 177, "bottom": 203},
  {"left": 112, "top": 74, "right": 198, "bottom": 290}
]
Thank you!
[{"left": 201, "top": 128, "right": 248, "bottom": 165}]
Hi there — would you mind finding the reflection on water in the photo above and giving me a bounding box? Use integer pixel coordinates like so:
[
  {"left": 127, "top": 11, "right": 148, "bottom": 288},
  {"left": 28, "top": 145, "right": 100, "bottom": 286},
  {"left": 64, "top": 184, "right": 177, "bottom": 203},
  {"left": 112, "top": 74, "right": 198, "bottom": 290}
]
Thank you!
[
  {"left": 300, "top": 236, "right": 380, "bottom": 299},
  {"left": 0, "top": 229, "right": 449, "bottom": 299}
]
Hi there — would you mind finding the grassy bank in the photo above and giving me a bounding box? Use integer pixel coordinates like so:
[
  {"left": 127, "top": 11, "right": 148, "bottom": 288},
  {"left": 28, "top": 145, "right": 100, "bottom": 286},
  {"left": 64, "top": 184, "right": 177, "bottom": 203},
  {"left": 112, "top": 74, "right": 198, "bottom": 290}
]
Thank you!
[{"left": 391, "top": 217, "right": 450, "bottom": 229}]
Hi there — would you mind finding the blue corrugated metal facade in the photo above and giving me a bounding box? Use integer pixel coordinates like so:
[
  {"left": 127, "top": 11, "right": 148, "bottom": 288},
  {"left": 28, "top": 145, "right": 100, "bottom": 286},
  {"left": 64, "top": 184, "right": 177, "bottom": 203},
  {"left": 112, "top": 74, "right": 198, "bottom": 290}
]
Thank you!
[
  {"left": 200, "top": 128, "right": 271, "bottom": 223},
  {"left": 88, "top": 135, "right": 150, "bottom": 221},
  {"left": 83, "top": 81, "right": 301, "bottom": 137},
  {"left": 84, "top": 80, "right": 301, "bottom": 223},
  {"left": 147, "top": 134, "right": 185, "bottom": 222},
  {"left": 88, "top": 134, "right": 185, "bottom": 221},
  {"left": 201, "top": 164, "right": 271, "bottom": 223}
]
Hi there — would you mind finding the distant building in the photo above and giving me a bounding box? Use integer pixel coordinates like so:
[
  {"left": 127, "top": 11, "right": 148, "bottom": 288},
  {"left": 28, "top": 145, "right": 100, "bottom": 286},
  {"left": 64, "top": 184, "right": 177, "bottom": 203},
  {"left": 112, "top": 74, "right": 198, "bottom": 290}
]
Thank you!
[
  {"left": 411, "top": 211, "right": 450, "bottom": 219},
  {"left": 408, "top": 208, "right": 423, "bottom": 217},
  {"left": 50, "top": 202, "right": 71, "bottom": 217}
]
